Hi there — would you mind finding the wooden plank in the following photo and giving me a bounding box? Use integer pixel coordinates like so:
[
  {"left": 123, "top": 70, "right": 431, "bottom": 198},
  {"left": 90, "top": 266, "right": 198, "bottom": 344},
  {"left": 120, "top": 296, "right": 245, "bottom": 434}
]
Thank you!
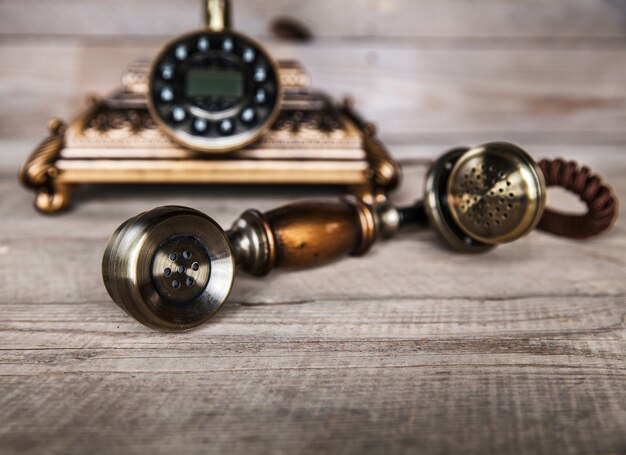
[
  {"left": 2, "top": 38, "right": 626, "bottom": 142},
  {"left": 0, "top": 158, "right": 625, "bottom": 454},
  {"left": 1, "top": 368, "right": 625, "bottom": 454},
  {"left": 1, "top": 0, "right": 625, "bottom": 38}
]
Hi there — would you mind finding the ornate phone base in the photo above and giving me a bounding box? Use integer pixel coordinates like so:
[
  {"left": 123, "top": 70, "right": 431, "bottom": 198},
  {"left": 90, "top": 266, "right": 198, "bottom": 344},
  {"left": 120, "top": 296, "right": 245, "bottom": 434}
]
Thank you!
[
  {"left": 20, "top": 91, "right": 400, "bottom": 213},
  {"left": 19, "top": 0, "right": 400, "bottom": 212}
]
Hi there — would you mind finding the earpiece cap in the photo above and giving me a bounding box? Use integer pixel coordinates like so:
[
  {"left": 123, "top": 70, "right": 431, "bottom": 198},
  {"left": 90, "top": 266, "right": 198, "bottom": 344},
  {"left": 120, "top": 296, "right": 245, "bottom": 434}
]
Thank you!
[
  {"left": 447, "top": 142, "right": 546, "bottom": 245},
  {"left": 102, "top": 206, "right": 235, "bottom": 331}
]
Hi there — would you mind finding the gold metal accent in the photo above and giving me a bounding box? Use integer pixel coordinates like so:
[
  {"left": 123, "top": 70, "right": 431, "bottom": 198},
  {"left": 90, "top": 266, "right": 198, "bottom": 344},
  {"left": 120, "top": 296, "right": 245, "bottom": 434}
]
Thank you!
[
  {"left": 344, "top": 195, "right": 377, "bottom": 256},
  {"left": 18, "top": 119, "right": 73, "bottom": 213},
  {"left": 34, "top": 184, "right": 73, "bottom": 213},
  {"left": 363, "top": 134, "right": 401, "bottom": 190},
  {"left": 372, "top": 200, "right": 400, "bottom": 239},
  {"left": 341, "top": 98, "right": 401, "bottom": 191},
  {"left": 205, "top": 0, "right": 230, "bottom": 31},
  {"left": 447, "top": 142, "right": 546, "bottom": 245},
  {"left": 227, "top": 209, "right": 276, "bottom": 276},
  {"left": 19, "top": 119, "right": 65, "bottom": 189}
]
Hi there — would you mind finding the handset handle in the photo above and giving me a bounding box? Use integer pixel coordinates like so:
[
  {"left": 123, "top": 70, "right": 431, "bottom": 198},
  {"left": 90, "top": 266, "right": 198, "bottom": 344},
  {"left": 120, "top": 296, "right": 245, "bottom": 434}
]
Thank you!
[{"left": 227, "top": 197, "right": 378, "bottom": 276}]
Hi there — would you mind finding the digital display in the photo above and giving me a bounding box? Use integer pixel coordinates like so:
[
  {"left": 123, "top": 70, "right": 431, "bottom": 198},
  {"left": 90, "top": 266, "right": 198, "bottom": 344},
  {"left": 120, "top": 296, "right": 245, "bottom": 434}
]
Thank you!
[{"left": 185, "top": 68, "right": 243, "bottom": 98}]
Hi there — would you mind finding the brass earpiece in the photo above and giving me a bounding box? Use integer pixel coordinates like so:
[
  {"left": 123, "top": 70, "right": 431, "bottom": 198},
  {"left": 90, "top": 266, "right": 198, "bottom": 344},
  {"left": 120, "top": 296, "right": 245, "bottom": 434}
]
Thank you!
[
  {"left": 102, "top": 142, "right": 617, "bottom": 330},
  {"left": 423, "top": 142, "right": 546, "bottom": 252},
  {"left": 102, "top": 206, "right": 236, "bottom": 331}
]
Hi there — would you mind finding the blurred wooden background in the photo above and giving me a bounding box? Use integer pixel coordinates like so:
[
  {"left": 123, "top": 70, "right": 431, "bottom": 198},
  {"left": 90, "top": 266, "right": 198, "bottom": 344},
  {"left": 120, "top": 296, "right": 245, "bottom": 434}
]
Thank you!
[
  {"left": 1, "top": 0, "right": 626, "bottom": 153},
  {"left": 1, "top": 1, "right": 625, "bottom": 454}
]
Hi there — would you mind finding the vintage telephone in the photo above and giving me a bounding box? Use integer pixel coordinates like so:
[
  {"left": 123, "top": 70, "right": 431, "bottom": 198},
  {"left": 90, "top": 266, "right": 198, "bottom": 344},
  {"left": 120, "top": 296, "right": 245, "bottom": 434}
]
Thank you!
[
  {"left": 16, "top": 1, "right": 618, "bottom": 330},
  {"left": 19, "top": 0, "right": 400, "bottom": 212},
  {"left": 102, "top": 142, "right": 618, "bottom": 330}
]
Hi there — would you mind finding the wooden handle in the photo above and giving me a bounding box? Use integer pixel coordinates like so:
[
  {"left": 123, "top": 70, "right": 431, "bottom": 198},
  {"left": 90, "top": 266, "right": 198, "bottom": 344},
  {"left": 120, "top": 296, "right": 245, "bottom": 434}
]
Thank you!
[{"left": 228, "top": 197, "right": 377, "bottom": 276}]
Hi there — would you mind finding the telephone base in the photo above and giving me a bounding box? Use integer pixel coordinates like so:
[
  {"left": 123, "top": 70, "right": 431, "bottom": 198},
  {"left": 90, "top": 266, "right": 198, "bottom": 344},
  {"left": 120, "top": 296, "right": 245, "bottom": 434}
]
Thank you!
[{"left": 20, "top": 91, "right": 400, "bottom": 212}]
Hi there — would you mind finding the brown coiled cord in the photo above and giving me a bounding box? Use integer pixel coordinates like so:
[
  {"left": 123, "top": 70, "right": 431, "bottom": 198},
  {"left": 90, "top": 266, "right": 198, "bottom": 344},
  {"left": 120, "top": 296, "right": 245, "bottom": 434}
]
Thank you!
[{"left": 537, "top": 159, "right": 619, "bottom": 239}]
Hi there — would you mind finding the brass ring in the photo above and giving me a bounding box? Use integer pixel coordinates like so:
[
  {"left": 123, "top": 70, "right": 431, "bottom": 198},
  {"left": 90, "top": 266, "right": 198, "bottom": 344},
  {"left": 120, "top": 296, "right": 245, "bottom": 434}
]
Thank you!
[{"left": 102, "top": 206, "right": 235, "bottom": 331}]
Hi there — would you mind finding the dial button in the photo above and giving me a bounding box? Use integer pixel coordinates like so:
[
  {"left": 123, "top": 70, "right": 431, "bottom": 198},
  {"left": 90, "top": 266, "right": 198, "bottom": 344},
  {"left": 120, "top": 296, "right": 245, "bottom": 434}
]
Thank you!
[
  {"left": 223, "top": 38, "right": 234, "bottom": 52},
  {"left": 160, "top": 87, "right": 174, "bottom": 102},
  {"left": 254, "top": 89, "right": 267, "bottom": 104},
  {"left": 194, "top": 118, "right": 208, "bottom": 132},
  {"left": 197, "top": 36, "right": 209, "bottom": 51},
  {"left": 243, "top": 48, "right": 255, "bottom": 63},
  {"left": 241, "top": 107, "right": 255, "bottom": 123},
  {"left": 175, "top": 44, "right": 188, "bottom": 61},
  {"left": 254, "top": 67, "right": 267, "bottom": 82},
  {"left": 161, "top": 64, "right": 175, "bottom": 80},
  {"left": 220, "top": 119, "right": 233, "bottom": 134},
  {"left": 172, "top": 106, "right": 186, "bottom": 122}
]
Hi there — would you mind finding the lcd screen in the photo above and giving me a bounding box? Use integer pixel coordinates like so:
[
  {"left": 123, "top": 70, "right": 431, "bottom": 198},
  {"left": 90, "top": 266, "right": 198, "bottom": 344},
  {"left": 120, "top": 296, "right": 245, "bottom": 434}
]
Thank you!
[{"left": 186, "top": 69, "right": 243, "bottom": 97}]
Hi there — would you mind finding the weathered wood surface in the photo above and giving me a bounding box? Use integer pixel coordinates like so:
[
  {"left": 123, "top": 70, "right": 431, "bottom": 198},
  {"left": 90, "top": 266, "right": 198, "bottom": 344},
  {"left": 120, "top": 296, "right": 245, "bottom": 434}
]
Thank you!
[
  {"left": 2, "top": 38, "right": 626, "bottom": 143},
  {"left": 1, "top": 144, "right": 625, "bottom": 454},
  {"left": 1, "top": 0, "right": 626, "bottom": 143},
  {"left": 2, "top": 1, "right": 626, "bottom": 453},
  {"left": 2, "top": 0, "right": 626, "bottom": 38}
]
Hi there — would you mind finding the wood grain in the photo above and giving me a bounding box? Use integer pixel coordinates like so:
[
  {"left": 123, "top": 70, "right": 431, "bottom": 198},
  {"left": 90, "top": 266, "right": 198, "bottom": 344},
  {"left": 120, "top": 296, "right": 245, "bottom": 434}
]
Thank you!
[
  {"left": 1, "top": 38, "right": 626, "bottom": 143},
  {"left": 1, "top": 0, "right": 625, "bottom": 38},
  {"left": 1, "top": 1, "right": 625, "bottom": 453},
  {"left": 0, "top": 149, "right": 625, "bottom": 454}
]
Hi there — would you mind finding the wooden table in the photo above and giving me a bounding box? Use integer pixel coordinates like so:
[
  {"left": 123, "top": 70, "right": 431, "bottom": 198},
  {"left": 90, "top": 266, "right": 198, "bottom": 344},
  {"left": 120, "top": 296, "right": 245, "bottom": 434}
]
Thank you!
[
  {"left": 1, "top": 1, "right": 625, "bottom": 453},
  {"left": 1, "top": 157, "right": 624, "bottom": 454}
]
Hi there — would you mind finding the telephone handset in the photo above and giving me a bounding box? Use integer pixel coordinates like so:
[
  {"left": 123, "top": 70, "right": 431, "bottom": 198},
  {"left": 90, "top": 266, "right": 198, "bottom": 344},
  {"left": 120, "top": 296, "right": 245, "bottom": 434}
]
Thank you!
[
  {"left": 20, "top": 0, "right": 400, "bottom": 212},
  {"left": 102, "top": 142, "right": 618, "bottom": 331}
]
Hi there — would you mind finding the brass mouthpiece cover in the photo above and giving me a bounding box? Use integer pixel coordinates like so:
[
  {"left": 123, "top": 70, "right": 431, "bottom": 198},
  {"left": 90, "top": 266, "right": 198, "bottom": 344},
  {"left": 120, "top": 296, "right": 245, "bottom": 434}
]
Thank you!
[
  {"left": 424, "top": 142, "right": 546, "bottom": 252},
  {"left": 102, "top": 206, "right": 235, "bottom": 331}
]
